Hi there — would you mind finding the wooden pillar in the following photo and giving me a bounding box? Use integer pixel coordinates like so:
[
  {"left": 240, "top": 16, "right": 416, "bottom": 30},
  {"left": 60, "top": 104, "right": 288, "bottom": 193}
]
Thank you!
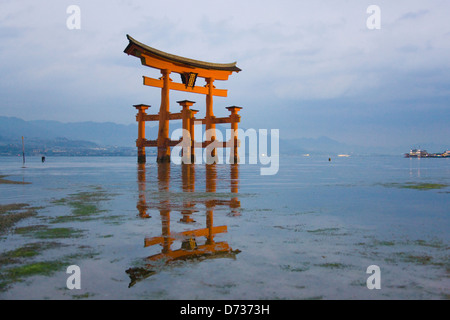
[
  {"left": 206, "top": 207, "right": 214, "bottom": 245},
  {"left": 134, "top": 104, "right": 150, "bottom": 164},
  {"left": 230, "top": 163, "right": 239, "bottom": 194},
  {"left": 157, "top": 69, "right": 171, "bottom": 163},
  {"left": 137, "top": 163, "right": 149, "bottom": 218},
  {"left": 205, "top": 78, "right": 217, "bottom": 162},
  {"left": 177, "top": 100, "right": 195, "bottom": 164},
  {"left": 205, "top": 163, "right": 216, "bottom": 245},
  {"left": 206, "top": 163, "right": 217, "bottom": 193},
  {"left": 158, "top": 163, "right": 172, "bottom": 253},
  {"left": 190, "top": 109, "right": 199, "bottom": 164},
  {"left": 180, "top": 163, "right": 196, "bottom": 223},
  {"left": 230, "top": 163, "right": 241, "bottom": 216},
  {"left": 226, "top": 106, "right": 242, "bottom": 164},
  {"left": 181, "top": 163, "right": 195, "bottom": 192}
]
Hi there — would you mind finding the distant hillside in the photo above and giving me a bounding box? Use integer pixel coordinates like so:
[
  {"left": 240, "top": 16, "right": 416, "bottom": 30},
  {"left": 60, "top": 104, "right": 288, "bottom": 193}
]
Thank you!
[
  {"left": 1, "top": 116, "right": 443, "bottom": 156},
  {"left": 0, "top": 116, "right": 140, "bottom": 147},
  {"left": 282, "top": 137, "right": 405, "bottom": 155},
  {"left": 0, "top": 136, "right": 137, "bottom": 157}
]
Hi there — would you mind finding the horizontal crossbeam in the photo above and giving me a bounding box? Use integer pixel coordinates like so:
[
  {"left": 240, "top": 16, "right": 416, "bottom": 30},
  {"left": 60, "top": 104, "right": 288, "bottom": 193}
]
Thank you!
[
  {"left": 138, "top": 139, "right": 183, "bottom": 147},
  {"left": 139, "top": 112, "right": 183, "bottom": 122},
  {"left": 143, "top": 76, "right": 228, "bottom": 97},
  {"left": 144, "top": 226, "right": 228, "bottom": 247},
  {"left": 144, "top": 242, "right": 233, "bottom": 263},
  {"left": 139, "top": 114, "right": 240, "bottom": 124},
  {"left": 195, "top": 140, "right": 241, "bottom": 148},
  {"left": 138, "top": 139, "right": 240, "bottom": 148},
  {"left": 197, "top": 115, "right": 241, "bottom": 125}
]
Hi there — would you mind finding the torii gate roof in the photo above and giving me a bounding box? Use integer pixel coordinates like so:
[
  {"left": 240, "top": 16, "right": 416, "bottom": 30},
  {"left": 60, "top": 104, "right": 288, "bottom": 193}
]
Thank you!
[{"left": 124, "top": 34, "right": 241, "bottom": 73}]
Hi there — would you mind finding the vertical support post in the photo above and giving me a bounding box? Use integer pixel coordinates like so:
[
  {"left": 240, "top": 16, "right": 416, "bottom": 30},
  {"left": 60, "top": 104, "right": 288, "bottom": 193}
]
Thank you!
[
  {"left": 190, "top": 109, "right": 199, "bottom": 164},
  {"left": 177, "top": 100, "right": 195, "bottom": 164},
  {"left": 226, "top": 106, "right": 242, "bottom": 164},
  {"left": 205, "top": 78, "right": 217, "bottom": 162},
  {"left": 157, "top": 69, "right": 171, "bottom": 163},
  {"left": 134, "top": 104, "right": 150, "bottom": 164},
  {"left": 137, "top": 163, "right": 149, "bottom": 218},
  {"left": 205, "top": 163, "right": 216, "bottom": 245},
  {"left": 206, "top": 207, "right": 214, "bottom": 245},
  {"left": 158, "top": 163, "right": 172, "bottom": 252},
  {"left": 230, "top": 163, "right": 241, "bottom": 216},
  {"left": 206, "top": 163, "right": 217, "bottom": 193},
  {"left": 230, "top": 163, "right": 239, "bottom": 194},
  {"left": 181, "top": 162, "right": 196, "bottom": 192},
  {"left": 180, "top": 163, "right": 196, "bottom": 223}
]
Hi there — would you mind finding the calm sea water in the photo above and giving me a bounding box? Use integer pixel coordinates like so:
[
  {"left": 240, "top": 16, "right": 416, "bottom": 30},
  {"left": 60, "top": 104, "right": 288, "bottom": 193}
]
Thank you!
[{"left": 0, "top": 154, "right": 448, "bottom": 299}]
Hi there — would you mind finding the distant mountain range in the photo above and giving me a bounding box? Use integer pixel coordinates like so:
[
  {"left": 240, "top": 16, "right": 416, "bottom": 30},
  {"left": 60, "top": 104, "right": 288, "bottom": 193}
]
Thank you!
[
  {"left": 281, "top": 136, "right": 389, "bottom": 155},
  {"left": 0, "top": 116, "right": 139, "bottom": 147},
  {"left": 0, "top": 116, "right": 445, "bottom": 156},
  {"left": 281, "top": 136, "right": 448, "bottom": 156},
  {"left": 0, "top": 116, "right": 139, "bottom": 156}
]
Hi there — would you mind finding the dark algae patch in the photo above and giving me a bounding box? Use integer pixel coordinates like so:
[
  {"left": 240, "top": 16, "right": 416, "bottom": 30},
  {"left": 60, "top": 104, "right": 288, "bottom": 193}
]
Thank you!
[
  {"left": 413, "top": 239, "right": 447, "bottom": 249},
  {"left": 0, "top": 203, "right": 30, "bottom": 214},
  {"left": 71, "top": 292, "right": 96, "bottom": 299},
  {"left": 0, "top": 260, "right": 63, "bottom": 292},
  {"left": 6, "top": 260, "right": 66, "bottom": 279},
  {"left": 0, "top": 185, "right": 113, "bottom": 294},
  {"left": 0, "top": 175, "right": 31, "bottom": 185},
  {"left": 401, "top": 183, "right": 447, "bottom": 190},
  {"left": 280, "top": 264, "right": 309, "bottom": 272},
  {"left": 316, "top": 263, "right": 350, "bottom": 269},
  {"left": 306, "top": 227, "right": 349, "bottom": 236},
  {"left": 0, "top": 242, "right": 62, "bottom": 265},
  {"left": 0, "top": 241, "right": 98, "bottom": 292},
  {"left": 0, "top": 255, "right": 95, "bottom": 292},
  {"left": 50, "top": 187, "right": 114, "bottom": 223},
  {"left": 380, "top": 182, "right": 448, "bottom": 190},
  {"left": 391, "top": 251, "right": 449, "bottom": 267},
  {"left": 0, "top": 186, "right": 111, "bottom": 294},
  {"left": 307, "top": 227, "right": 340, "bottom": 234},
  {"left": 358, "top": 237, "right": 449, "bottom": 279},
  {"left": 0, "top": 203, "right": 39, "bottom": 235},
  {"left": 0, "top": 242, "right": 64, "bottom": 292},
  {"left": 14, "top": 225, "right": 84, "bottom": 239}
]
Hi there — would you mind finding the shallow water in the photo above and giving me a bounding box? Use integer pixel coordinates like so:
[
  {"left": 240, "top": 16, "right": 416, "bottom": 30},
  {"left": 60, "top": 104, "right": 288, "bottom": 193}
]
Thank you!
[{"left": 0, "top": 155, "right": 448, "bottom": 299}]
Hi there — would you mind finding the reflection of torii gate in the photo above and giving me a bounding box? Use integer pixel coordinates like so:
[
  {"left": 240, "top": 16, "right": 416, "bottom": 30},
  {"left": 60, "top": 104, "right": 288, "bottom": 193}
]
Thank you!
[
  {"left": 124, "top": 35, "right": 243, "bottom": 164},
  {"left": 128, "top": 163, "right": 240, "bottom": 287}
]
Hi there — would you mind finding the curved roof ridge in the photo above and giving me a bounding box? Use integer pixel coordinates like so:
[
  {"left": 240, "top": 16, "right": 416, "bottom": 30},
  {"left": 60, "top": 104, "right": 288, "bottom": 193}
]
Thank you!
[{"left": 125, "top": 35, "right": 241, "bottom": 72}]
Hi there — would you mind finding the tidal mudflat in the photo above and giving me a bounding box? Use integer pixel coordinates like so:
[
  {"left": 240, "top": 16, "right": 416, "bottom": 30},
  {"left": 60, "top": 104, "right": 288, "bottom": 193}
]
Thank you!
[{"left": 0, "top": 155, "right": 448, "bottom": 299}]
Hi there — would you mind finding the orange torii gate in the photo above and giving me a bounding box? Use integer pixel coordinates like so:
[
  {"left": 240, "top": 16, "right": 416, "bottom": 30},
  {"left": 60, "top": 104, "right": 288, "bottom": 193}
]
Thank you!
[{"left": 124, "top": 35, "right": 242, "bottom": 164}]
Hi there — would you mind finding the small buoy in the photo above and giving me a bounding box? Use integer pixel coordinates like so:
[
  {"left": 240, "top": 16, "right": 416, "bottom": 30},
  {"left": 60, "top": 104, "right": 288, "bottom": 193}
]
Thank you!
[{"left": 328, "top": 158, "right": 331, "bottom": 162}]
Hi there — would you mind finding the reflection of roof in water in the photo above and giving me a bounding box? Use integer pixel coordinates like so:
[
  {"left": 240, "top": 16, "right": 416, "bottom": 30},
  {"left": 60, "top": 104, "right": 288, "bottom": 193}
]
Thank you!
[{"left": 126, "top": 244, "right": 241, "bottom": 288}]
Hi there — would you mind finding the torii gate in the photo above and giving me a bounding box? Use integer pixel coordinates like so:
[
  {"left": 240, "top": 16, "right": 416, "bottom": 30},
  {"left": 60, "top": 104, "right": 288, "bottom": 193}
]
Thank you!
[{"left": 124, "top": 35, "right": 242, "bottom": 164}]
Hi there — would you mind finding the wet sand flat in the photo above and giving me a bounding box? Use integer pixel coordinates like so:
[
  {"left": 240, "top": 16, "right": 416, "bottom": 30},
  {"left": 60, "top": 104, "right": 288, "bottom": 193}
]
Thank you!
[{"left": 0, "top": 155, "right": 448, "bottom": 299}]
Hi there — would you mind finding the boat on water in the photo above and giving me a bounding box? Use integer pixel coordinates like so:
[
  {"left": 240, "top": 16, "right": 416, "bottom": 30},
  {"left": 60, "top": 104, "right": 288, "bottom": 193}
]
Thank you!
[{"left": 404, "top": 149, "right": 450, "bottom": 158}]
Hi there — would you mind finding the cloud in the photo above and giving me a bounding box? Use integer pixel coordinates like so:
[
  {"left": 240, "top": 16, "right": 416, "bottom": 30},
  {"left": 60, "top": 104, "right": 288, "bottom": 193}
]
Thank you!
[
  {"left": 398, "top": 9, "right": 429, "bottom": 21},
  {"left": 0, "top": 0, "right": 449, "bottom": 147}
]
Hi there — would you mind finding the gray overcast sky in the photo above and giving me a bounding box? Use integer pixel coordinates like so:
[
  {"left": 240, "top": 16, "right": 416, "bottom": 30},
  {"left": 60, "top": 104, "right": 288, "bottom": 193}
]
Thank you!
[{"left": 0, "top": 0, "right": 449, "bottom": 148}]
